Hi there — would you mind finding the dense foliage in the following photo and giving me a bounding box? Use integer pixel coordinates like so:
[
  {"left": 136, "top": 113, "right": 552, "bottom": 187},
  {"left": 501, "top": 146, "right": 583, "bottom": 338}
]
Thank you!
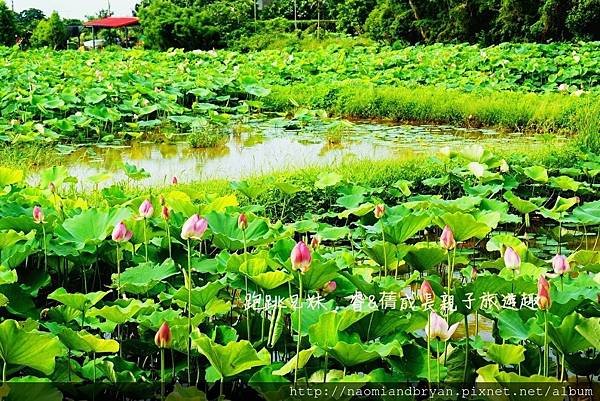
[
  {"left": 0, "top": 43, "right": 599, "bottom": 147},
  {"left": 0, "top": 146, "right": 597, "bottom": 399},
  {"left": 132, "top": 0, "right": 600, "bottom": 50}
]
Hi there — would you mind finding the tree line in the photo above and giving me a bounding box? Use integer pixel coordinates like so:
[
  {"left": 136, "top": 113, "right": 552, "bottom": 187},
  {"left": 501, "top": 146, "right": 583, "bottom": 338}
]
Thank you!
[{"left": 1, "top": 0, "right": 599, "bottom": 50}]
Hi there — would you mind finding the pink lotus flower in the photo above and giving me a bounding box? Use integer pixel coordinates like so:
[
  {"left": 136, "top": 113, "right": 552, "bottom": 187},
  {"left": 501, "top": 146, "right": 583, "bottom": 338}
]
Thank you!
[
  {"left": 291, "top": 240, "right": 312, "bottom": 273},
  {"left": 171, "top": 176, "right": 178, "bottom": 185},
  {"left": 322, "top": 280, "right": 336, "bottom": 294},
  {"left": 154, "top": 322, "right": 173, "bottom": 349},
  {"left": 181, "top": 214, "right": 208, "bottom": 240},
  {"left": 112, "top": 221, "right": 133, "bottom": 242},
  {"left": 161, "top": 206, "right": 170, "bottom": 220},
  {"left": 538, "top": 274, "right": 550, "bottom": 292},
  {"left": 418, "top": 280, "right": 435, "bottom": 304},
  {"left": 374, "top": 204, "right": 385, "bottom": 219},
  {"left": 238, "top": 213, "right": 248, "bottom": 230},
  {"left": 537, "top": 275, "right": 551, "bottom": 310},
  {"left": 139, "top": 199, "right": 154, "bottom": 219},
  {"left": 33, "top": 205, "right": 45, "bottom": 224},
  {"left": 552, "top": 254, "right": 570, "bottom": 275},
  {"left": 440, "top": 225, "right": 456, "bottom": 250},
  {"left": 425, "top": 311, "right": 459, "bottom": 342},
  {"left": 504, "top": 247, "right": 521, "bottom": 270}
]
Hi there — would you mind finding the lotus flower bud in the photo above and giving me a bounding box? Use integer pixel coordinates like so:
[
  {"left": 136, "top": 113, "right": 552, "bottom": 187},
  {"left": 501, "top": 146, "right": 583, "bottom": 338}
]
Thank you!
[
  {"left": 291, "top": 241, "right": 312, "bottom": 273},
  {"left": 504, "top": 247, "right": 521, "bottom": 270},
  {"left": 499, "top": 159, "right": 509, "bottom": 173},
  {"left": 48, "top": 182, "right": 57, "bottom": 194},
  {"left": 154, "top": 322, "right": 172, "bottom": 349},
  {"left": 418, "top": 280, "right": 435, "bottom": 304},
  {"left": 171, "top": 176, "right": 178, "bottom": 185},
  {"left": 159, "top": 194, "right": 166, "bottom": 206},
  {"left": 374, "top": 204, "right": 385, "bottom": 219},
  {"left": 181, "top": 214, "right": 208, "bottom": 240},
  {"left": 139, "top": 199, "right": 154, "bottom": 219},
  {"left": 471, "top": 266, "right": 478, "bottom": 281},
  {"left": 552, "top": 254, "right": 570, "bottom": 276},
  {"left": 238, "top": 213, "right": 248, "bottom": 231},
  {"left": 440, "top": 225, "right": 456, "bottom": 250},
  {"left": 112, "top": 221, "right": 133, "bottom": 242},
  {"left": 537, "top": 275, "right": 551, "bottom": 310},
  {"left": 322, "top": 280, "right": 336, "bottom": 294},
  {"left": 161, "top": 206, "right": 170, "bottom": 221},
  {"left": 310, "top": 235, "right": 321, "bottom": 249},
  {"left": 33, "top": 205, "right": 45, "bottom": 224}
]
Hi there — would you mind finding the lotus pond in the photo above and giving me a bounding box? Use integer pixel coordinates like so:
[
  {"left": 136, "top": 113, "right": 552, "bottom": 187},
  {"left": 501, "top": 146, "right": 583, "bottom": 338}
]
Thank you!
[
  {"left": 26, "top": 120, "right": 560, "bottom": 187},
  {"left": 0, "top": 142, "right": 598, "bottom": 400}
]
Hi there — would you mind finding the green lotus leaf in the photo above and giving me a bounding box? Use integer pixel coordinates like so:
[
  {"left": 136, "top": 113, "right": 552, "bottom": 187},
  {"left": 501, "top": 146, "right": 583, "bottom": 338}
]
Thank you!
[
  {"left": 0, "top": 167, "right": 23, "bottom": 187},
  {"left": 497, "top": 310, "right": 537, "bottom": 342},
  {"left": 48, "top": 288, "right": 110, "bottom": 311},
  {"left": 484, "top": 343, "right": 525, "bottom": 365},
  {"left": 191, "top": 332, "right": 270, "bottom": 380},
  {"left": 476, "top": 364, "right": 563, "bottom": 401},
  {"left": 569, "top": 200, "right": 600, "bottom": 225},
  {"left": 115, "top": 259, "right": 179, "bottom": 294},
  {"left": 39, "top": 166, "right": 70, "bottom": 188},
  {"left": 523, "top": 165, "right": 548, "bottom": 183},
  {"left": 272, "top": 347, "right": 316, "bottom": 376},
  {"left": 307, "top": 311, "right": 340, "bottom": 350},
  {"left": 315, "top": 172, "right": 342, "bottom": 189},
  {"left": 383, "top": 214, "right": 431, "bottom": 244},
  {"left": 575, "top": 317, "right": 600, "bottom": 351},
  {"left": 549, "top": 176, "right": 581, "bottom": 192},
  {"left": 173, "top": 280, "right": 225, "bottom": 310},
  {"left": 316, "top": 225, "right": 350, "bottom": 241},
  {"left": 329, "top": 340, "right": 403, "bottom": 367},
  {"left": 4, "top": 377, "right": 62, "bottom": 401},
  {"left": 548, "top": 313, "right": 594, "bottom": 354},
  {"left": 206, "top": 212, "right": 273, "bottom": 251},
  {"left": 435, "top": 212, "right": 493, "bottom": 241},
  {"left": 403, "top": 243, "right": 446, "bottom": 272},
  {"left": 503, "top": 191, "right": 539, "bottom": 214},
  {"left": 362, "top": 240, "right": 405, "bottom": 268},
  {"left": 55, "top": 208, "right": 132, "bottom": 248},
  {"left": 166, "top": 384, "right": 209, "bottom": 401},
  {"left": 299, "top": 259, "right": 338, "bottom": 290},
  {"left": 291, "top": 300, "right": 335, "bottom": 336},
  {"left": 89, "top": 299, "right": 156, "bottom": 324},
  {"left": 45, "top": 322, "right": 119, "bottom": 353},
  {"left": 0, "top": 320, "right": 65, "bottom": 375}
]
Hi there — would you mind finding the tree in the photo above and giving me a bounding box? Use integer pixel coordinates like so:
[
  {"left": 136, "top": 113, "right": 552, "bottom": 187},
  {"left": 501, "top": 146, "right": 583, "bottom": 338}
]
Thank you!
[
  {"left": 0, "top": 0, "right": 17, "bottom": 46},
  {"left": 30, "top": 11, "right": 69, "bottom": 50},
  {"left": 15, "top": 8, "right": 45, "bottom": 35}
]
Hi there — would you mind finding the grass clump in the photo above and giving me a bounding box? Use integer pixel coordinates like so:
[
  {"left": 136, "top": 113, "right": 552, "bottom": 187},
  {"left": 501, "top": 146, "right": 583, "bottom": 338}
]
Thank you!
[{"left": 188, "top": 124, "right": 229, "bottom": 148}]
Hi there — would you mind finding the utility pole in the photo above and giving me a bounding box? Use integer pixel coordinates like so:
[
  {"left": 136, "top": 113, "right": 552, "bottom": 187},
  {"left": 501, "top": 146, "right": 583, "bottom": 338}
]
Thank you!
[{"left": 11, "top": 0, "right": 14, "bottom": 11}]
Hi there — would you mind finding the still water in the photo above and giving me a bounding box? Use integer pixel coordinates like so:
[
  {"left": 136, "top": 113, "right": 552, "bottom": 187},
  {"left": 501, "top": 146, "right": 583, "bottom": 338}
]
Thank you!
[{"left": 35, "top": 120, "right": 560, "bottom": 187}]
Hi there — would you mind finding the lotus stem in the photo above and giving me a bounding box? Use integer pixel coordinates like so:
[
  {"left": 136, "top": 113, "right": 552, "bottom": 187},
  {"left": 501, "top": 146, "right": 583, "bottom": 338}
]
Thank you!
[
  {"left": 186, "top": 239, "right": 192, "bottom": 384},
  {"left": 323, "top": 352, "right": 328, "bottom": 383},
  {"left": 381, "top": 219, "right": 387, "bottom": 277},
  {"left": 560, "top": 352, "right": 565, "bottom": 381},
  {"left": 41, "top": 224, "right": 48, "bottom": 272},
  {"left": 294, "top": 274, "right": 303, "bottom": 384},
  {"left": 243, "top": 230, "right": 251, "bottom": 342},
  {"left": 160, "top": 348, "right": 165, "bottom": 401},
  {"left": 2, "top": 358, "right": 5, "bottom": 382},
  {"left": 143, "top": 219, "right": 149, "bottom": 262},
  {"left": 116, "top": 243, "right": 121, "bottom": 299},
  {"left": 166, "top": 223, "right": 172, "bottom": 259},
  {"left": 463, "top": 314, "right": 469, "bottom": 382},
  {"left": 436, "top": 341, "right": 440, "bottom": 383},
  {"left": 544, "top": 310, "right": 549, "bottom": 376},
  {"left": 427, "top": 312, "right": 431, "bottom": 386}
]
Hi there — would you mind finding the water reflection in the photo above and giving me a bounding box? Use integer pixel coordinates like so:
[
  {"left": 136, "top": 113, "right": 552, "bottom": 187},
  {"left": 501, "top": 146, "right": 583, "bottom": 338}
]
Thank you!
[{"left": 30, "top": 121, "right": 562, "bottom": 187}]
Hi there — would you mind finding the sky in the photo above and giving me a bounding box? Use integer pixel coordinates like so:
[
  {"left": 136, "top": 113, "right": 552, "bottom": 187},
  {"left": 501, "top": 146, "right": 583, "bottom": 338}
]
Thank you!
[{"left": 12, "top": 0, "right": 140, "bottom": 19}]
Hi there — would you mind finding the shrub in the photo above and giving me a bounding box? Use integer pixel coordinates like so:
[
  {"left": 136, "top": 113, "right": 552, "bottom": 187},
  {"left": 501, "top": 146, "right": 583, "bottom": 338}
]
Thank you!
[
  {"left": 188, "top": 124, "right": 229, "bottom": 148},
  {"left": 566, "top": 0, "right": 600, "bottom": 40},
  {"left": 30, "top": 11, "right": 68, "bottom": 50}
]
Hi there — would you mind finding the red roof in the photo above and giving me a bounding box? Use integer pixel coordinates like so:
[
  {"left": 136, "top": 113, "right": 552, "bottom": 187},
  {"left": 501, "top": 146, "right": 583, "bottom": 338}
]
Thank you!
[{"left": 84, "top": 17, "right": 140, "bottom": 28}]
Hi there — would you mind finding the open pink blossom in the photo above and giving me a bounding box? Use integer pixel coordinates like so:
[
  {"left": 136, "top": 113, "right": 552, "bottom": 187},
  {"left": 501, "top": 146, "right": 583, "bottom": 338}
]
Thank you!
[
  {"left": 139, "top": 199, "right": 154, "bottom": 219},
  {"left": 291, "top": 241, "right": 312, "bottom": 273},
  {"left": 112, "top": 221, "right": 133, "bottom": 242},
  {"left": 181, "top": 214, "right": 208, "bottom": 240},
  {"left": 425, "top": 311, "right": 459, "bottom": 342},
  {"left": 33, "top": 205, "right": 45, "bottom": 224},
  {"left": 552, "top": 254, "right": 570, "bottom": 275}
]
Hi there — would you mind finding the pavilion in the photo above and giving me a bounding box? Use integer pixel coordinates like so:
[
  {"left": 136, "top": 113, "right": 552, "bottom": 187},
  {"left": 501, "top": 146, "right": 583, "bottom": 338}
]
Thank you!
[{"left": 83, "top": 17, "right": 140, "bottom": 49}]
